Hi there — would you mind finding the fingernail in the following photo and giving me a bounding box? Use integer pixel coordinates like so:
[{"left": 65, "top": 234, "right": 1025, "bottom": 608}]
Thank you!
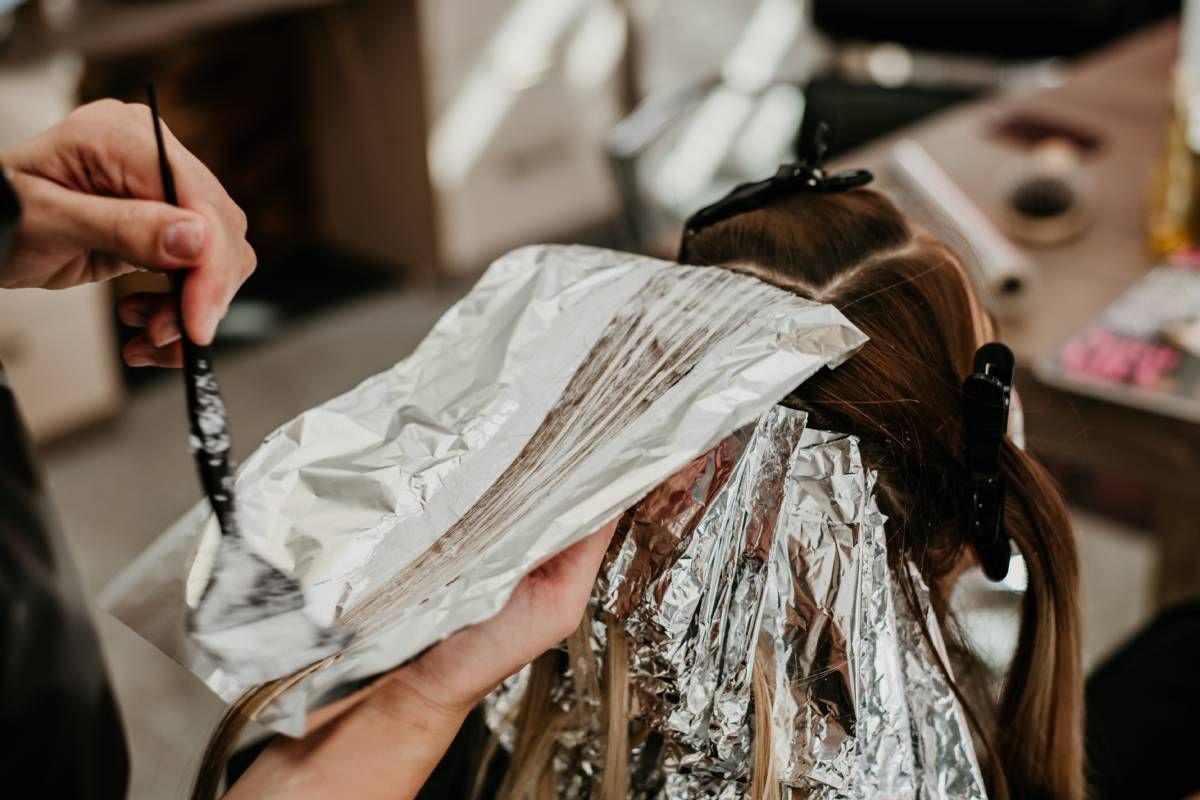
[
  {"left": 163, "top": 220, "right": 205, "bottom": 259},
  {"left": 125, "top": 344, "right": 152, "bottom": 367},
  {"left": 151, "top": 320, "right": 181, "bottom": 348},
  {"left": 123, "top": 307, "right": 150, "bottom": 326},
  {"left": 125, "top": 338, "right": 153, "bottom": 363}
]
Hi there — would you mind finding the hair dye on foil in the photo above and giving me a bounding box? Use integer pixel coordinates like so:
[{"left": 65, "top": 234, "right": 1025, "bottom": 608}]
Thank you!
[
  {"left": 485, "top": 407, "right": 988, "bottom": 799},
  {"left": 102, "top": 245, "right": 867, "bottom": 735}
]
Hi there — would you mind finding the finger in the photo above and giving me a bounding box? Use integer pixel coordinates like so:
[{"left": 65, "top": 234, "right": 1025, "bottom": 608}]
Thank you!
[
  {"left": 123, "top": 335, "right": 182, "bottom": 368},
  {"left": 512, "top": 521, "right": 618, "bottom": 646},
  {"left": 87, "top": 252, "right": 140, "bottom": 284},
  {"left": 31, "top": 177, "right": 211, "bottom": 270},
  {"left": 38, "top": 104, "right": 255, "bottom": 344},
  {"left": 529, "top": 517, "right": 620, "bottom": 609},
  {"left": 125, "top": 123, "right": 258, "bottom": 345},
  {"left": 561, "top": 517, "right": 620, "bottom": 568},
  {"left": 526, "top": 517, "right": 619, "bottom": 577},
  {"left": 155, "top": 122, "right": 256, "bottom": 345},
  {"left": 117, "top": 292, "right": 172, "bottom": 328},
  {"left": 145, "top": 300, "right": 181, "bottom": 348},
  {"left": 179, "top": 236, "right": 255, "bottom": 345}
]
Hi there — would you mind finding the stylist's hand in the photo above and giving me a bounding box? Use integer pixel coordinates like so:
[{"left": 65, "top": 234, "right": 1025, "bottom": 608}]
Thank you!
[
  {"left": 229, "top": 520, "right": 619, "bottom": 800},
  {"left": 1, "top": 99, "right": 256, "bottom": 366},
  {"left": 400, "top": 517, "right": 620, "bottom": 714}
]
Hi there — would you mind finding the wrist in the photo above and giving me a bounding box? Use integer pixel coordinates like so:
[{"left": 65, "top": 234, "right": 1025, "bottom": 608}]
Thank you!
[
  {"left": 234, "top": 664, "right": 474, "bottom": 800},
  {"left": 371, "top": 663, "right": 478, "bottom": 729}
]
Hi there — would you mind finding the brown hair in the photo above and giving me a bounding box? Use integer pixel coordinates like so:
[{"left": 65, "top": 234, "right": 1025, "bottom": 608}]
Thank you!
[
  {"left": 677, "top": 187, "right": 1084, "bottom": 799},
  {"left": 485, "top": 187, "right": 1082, "bottom": 799}
]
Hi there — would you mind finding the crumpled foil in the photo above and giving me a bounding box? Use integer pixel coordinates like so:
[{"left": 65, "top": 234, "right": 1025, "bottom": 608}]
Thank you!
[
  {"left": 103, "top": 244, "right": 867, "bottom": 735},
  {"left": 484, "top": 406, "right": 988, "bottom": 799}
]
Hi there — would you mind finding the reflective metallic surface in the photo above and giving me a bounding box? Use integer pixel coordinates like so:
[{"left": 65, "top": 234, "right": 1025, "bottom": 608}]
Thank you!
[
  {"left": 486, "top": 408, "right": 987, "bottom": 798},
  {"left": 104, "top": 244, "right": 866, "bottom": 735}
]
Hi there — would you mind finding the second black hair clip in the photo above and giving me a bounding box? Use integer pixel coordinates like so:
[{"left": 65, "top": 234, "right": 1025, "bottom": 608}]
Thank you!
[{"left": 963, "top": 342, "right": 1015, "bottom": 582}]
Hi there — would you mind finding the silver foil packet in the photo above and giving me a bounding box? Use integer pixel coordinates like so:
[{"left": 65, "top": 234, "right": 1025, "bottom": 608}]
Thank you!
[
  {"left": 103, "top": 244, "right": 867, "bottom": 735},
  {"left": 484, "top": 406, "right": 988, "bottom": 799}
]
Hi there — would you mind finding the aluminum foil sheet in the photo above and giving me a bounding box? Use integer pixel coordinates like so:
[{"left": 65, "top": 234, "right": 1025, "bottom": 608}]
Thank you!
[
  {"left": 484, "top": 406, "right": 987, "bottom": 799},
  {"left": 103, "top": 244, "right": 867, "bottom": 735}
]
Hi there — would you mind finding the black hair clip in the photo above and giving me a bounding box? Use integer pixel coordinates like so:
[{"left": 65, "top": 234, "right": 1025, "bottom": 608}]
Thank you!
[
  {"left": 963, "top": 342, "right": 1015, "bottom": 582},
  {"left": 679, "top": 122, "right": 874, "bottom": 245}
]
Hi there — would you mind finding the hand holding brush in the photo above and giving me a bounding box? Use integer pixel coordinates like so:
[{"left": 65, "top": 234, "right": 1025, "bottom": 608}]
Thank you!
[{"left": 145, "top": 84, "right": 348, "bottom": 678}]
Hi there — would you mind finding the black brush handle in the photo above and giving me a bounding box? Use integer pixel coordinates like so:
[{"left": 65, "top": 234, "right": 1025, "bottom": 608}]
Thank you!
[{"left": 147, "top": 84, "right": 238, "bottom": 538}]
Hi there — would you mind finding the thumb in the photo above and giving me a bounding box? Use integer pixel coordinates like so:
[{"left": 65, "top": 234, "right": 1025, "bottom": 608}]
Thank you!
[{"left": 39, "top": 176, "right": 210, "bottom": 269}]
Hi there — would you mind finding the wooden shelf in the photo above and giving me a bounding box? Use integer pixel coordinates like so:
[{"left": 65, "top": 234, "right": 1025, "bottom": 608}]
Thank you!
[{"left": 0, "top": 0, "right": 346, "bottom": 64}]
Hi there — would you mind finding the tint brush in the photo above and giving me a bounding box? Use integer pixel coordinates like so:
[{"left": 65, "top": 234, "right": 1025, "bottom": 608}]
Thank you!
[{"left": 146, "top": 83, "right": 347, "bottom": 680}]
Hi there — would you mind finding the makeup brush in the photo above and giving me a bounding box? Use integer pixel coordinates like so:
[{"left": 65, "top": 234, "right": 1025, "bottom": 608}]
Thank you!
[{"left": 146, "top": 84, "right": 348, "bottom": 681}]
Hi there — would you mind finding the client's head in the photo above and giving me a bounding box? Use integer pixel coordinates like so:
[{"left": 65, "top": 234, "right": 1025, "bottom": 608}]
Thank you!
[
  {"left": 678, "top": 187, "right": 1082, "bottom": 800},
  {"left": 190, "top": 181, "right": 1083, "bottom": 800}
]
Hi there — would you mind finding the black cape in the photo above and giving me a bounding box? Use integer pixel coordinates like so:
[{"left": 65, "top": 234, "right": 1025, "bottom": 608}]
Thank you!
[{"left": 0, "top": 367, "right": 129, "bottom": 798}]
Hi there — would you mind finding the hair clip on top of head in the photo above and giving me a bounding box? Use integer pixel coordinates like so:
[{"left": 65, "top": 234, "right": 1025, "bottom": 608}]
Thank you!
[
  {"left": 679, "top": 122, "right": 874, "bottom": 246},
  {"left": 963, "top": 342, "right": 1015, "bottom": 582}
]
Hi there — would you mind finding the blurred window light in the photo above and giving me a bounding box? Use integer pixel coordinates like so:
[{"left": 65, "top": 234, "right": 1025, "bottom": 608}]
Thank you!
[
  {"left": 428, "top": 70, "right": 518, "bottom": 189},
  {"left": 866, "top": 42, "right": 914, "bottom": 88},
  {"left": 653, "top": 86, "right": 755, "bottom": 208},
  {"left": 653, "top": 0, "right": 807, "bottom": 210},
  {"left": 722, "top": 0, "right": 805, "bottom": 93},
  {"left": 428, "top": 0, "right": 589, "bottom": 189},
  {"left": 730, "top": 84, "right": 806, "bottom": 177},
  {"left": 491, "top": 0, "right": 588, "bottom": 85},
  {"left": 565, "top": 0, "right": 627, "bottom": 91}
]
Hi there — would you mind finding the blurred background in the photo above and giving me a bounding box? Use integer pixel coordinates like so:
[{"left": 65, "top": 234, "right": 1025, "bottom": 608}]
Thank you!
[{"left": 2, "top": 1, "right": 1198, "bottom": 798}]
